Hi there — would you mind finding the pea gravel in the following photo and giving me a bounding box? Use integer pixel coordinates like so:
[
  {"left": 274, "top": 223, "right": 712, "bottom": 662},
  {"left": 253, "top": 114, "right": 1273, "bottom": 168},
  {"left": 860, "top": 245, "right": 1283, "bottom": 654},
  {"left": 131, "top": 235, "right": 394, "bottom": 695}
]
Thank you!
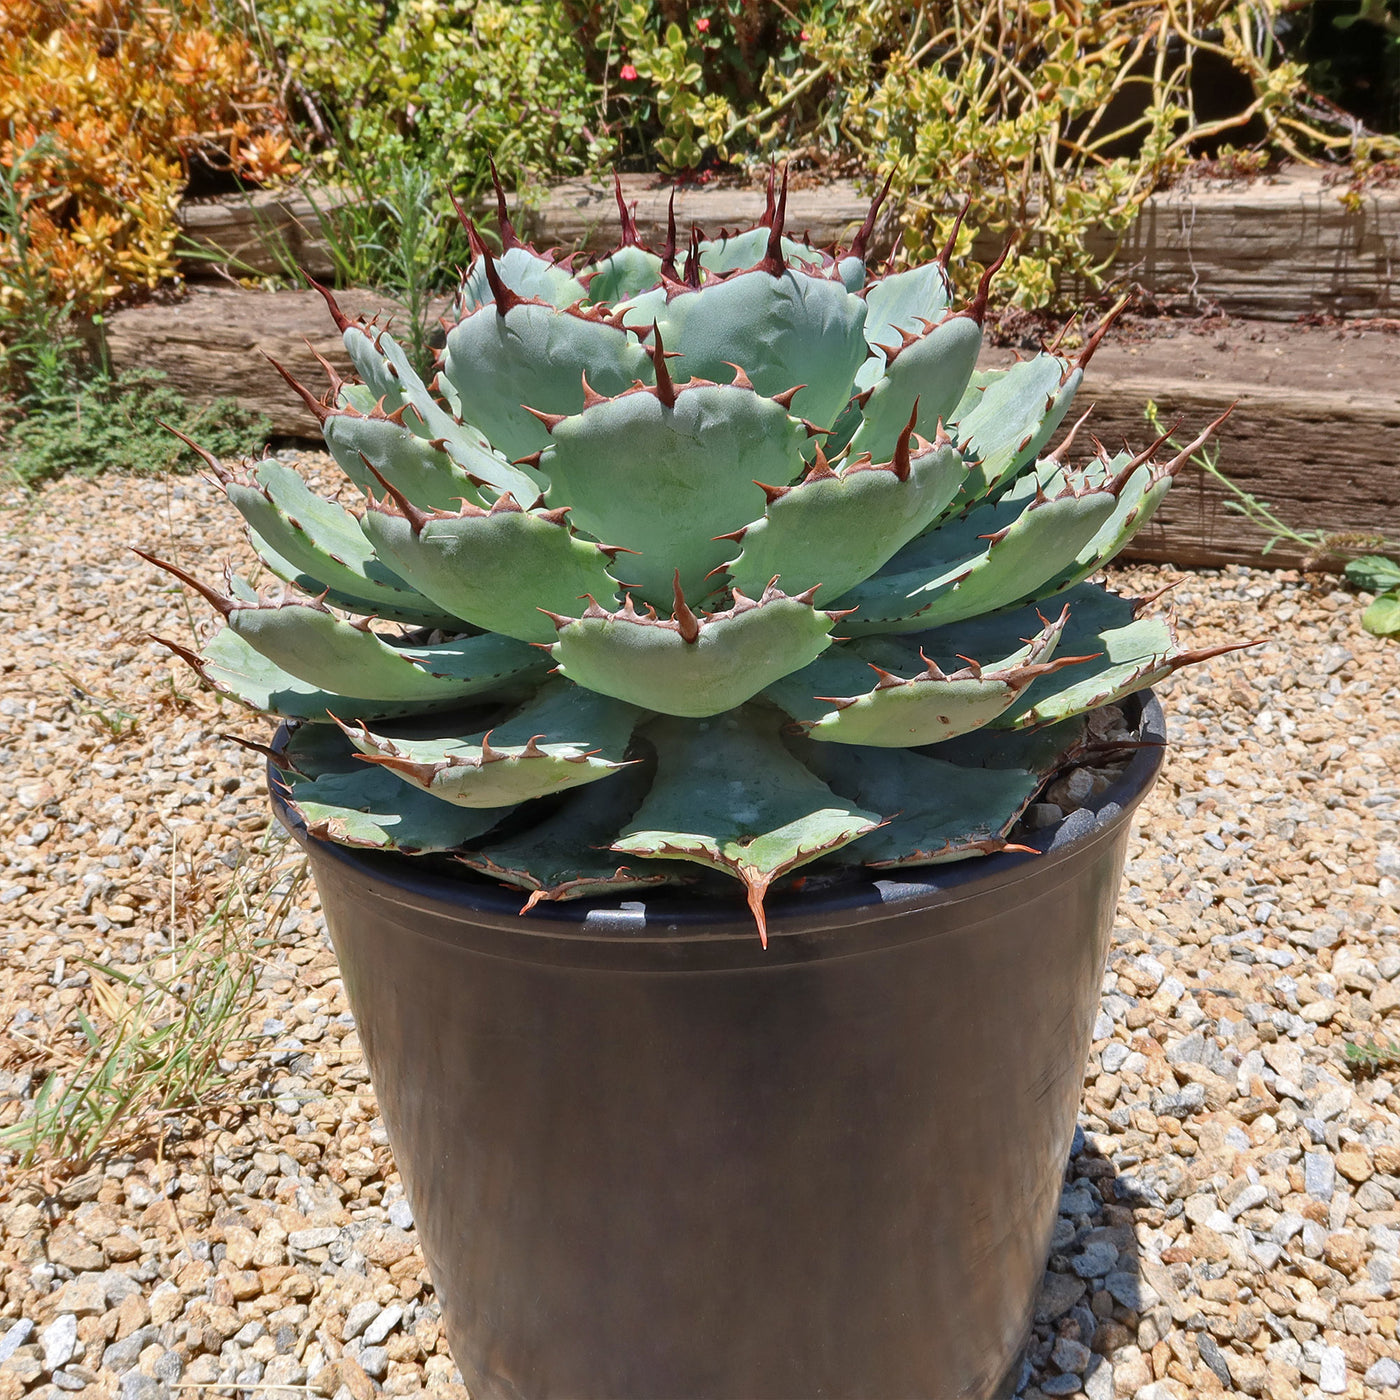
[{"left": 1, "top": 465, "right": 1398, "bottom": 1400}]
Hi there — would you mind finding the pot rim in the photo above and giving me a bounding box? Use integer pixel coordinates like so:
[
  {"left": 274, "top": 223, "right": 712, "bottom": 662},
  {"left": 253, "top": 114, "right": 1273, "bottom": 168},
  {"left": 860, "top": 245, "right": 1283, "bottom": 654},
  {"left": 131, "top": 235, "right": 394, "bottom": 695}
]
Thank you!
[{"left": 268, "top": 691, "right": 1166, "bottom": 948}]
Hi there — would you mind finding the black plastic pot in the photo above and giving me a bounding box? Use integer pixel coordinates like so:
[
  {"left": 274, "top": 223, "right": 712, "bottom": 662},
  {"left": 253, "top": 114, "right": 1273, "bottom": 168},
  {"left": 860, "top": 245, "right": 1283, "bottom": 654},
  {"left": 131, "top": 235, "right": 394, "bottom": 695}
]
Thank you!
[{"left": 271, "top": 695, "right": 1166, "bottom": 1400}]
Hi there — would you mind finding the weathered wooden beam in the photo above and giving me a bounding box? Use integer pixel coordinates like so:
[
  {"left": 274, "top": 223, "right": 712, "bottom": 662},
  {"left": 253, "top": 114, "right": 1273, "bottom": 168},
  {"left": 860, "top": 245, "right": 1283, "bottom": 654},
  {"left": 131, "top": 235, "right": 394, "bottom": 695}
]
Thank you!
[
  {"left": 177, "top": 188, "right": 352, "bottom": 281},
  {"left": 99, "top": 287, "right": 451, "bottom": 438},
  {"left": 178, "top": 168, "right": 1400, "bottom": 321},
  {"left": 982, "top": 323, "right": 1400, "bottom": 568},
  {"left": 101, "top": 286, "right": 1400, "bottom": 569}
]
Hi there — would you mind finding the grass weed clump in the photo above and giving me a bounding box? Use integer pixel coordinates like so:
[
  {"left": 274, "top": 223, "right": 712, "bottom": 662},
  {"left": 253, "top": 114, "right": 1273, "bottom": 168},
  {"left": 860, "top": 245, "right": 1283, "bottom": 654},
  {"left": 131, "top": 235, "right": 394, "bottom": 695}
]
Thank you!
[
  {"left": 1, "top": 366, "right": 270, "bottom": 490},
  {"left": 0, "top": 836, "right": 308, "bottom": 1174}
]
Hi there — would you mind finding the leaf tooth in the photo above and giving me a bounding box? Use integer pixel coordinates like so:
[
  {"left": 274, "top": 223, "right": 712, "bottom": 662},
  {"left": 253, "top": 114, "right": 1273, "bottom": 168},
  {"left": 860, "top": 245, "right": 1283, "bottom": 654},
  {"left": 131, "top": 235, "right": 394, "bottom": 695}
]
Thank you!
[
  {"left": 847, "top": 166, "right": 894, "bottom": 262},
  {"left": 522, "top": 405, "right": 569, "bottom": 433},
  {"left": 803, "top": 445, "right": 837, "bottom": 480},
  {"left": 263, "top": 353, "right": 328, "bottom": 424},
  {"left": 1131, "top": 578, "right": 1184, "bottom": 616},
  {"left": 721, "top": 361, "right": 755, "bottom": 390},
  {"left": 770, "top": 384, "right": 805, "bottom": 411},
  {"left": 1047, "top": 404, "right": 1096, "bottom": 464},
  {"left": 671, "top": 571, "right": 701, "bottom": 643},
  {"left": 302, "top": 339, "right": 347, "bottom": 400},
  {"left": 917, "top": 648, "right": 947, "bottom": 681},
  {"left": 134, "top": 549, "right": 234, "bottom": 617},
  {"left": 307, "top": 276, "right": 352, "bottom": 332},
  {"left": 1076, "top": 293, "right": 1132, "bottom": 372},
  {"left": 936, "top": 195, "right": 972, "bottom": 269},
  {"left": 889, "top": 399, "right": 920, "bottom": 481},
  {"left": 580, "top": 371, "right": 608, "bottom": 409}
]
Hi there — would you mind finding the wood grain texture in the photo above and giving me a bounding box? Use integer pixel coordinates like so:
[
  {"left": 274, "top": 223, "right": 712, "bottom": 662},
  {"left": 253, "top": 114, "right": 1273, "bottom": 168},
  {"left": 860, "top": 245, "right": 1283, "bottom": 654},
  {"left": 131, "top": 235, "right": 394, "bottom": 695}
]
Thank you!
[
  {"left": 178, "top": 189, "right": 351, "bottom": 280},
  {"left": 983, "top": 322, "right": 1400, "bottom": 568},
  {"left": 179, "top": 168, "right": 1400, "bottom": 322},
  {"left": 99, "top": 287, "right": 452, "bottom": 438},
  {"left": 102, "top": 287, "right": 1400, "bottom": 569}
]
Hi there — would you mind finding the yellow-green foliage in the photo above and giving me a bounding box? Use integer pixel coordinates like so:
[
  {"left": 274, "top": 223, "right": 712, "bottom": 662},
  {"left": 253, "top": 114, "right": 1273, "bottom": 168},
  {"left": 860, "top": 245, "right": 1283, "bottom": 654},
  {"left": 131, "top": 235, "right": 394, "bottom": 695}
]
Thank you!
[
  {"left": 597, "top": 0, "right": 1397, "bottom": 305},
  {"left": 0, "top": 0, "right": 298, "bottom": 314},
  {"left": 250, "top": 0, "right": 611, "bottom": 196}
]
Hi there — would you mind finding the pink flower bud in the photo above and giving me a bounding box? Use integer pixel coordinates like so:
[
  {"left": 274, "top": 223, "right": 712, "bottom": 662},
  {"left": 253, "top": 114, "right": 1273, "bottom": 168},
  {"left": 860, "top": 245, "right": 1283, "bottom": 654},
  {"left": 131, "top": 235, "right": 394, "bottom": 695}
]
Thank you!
[{"left": 620, "top": 63, "right": 638, "bottom": 80}]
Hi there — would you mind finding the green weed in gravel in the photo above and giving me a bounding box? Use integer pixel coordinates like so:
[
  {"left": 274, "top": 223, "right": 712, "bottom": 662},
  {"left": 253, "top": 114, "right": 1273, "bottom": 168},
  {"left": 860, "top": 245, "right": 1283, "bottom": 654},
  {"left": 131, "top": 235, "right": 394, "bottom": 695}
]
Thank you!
[
  {"left": 0, "top": 835, "right": 307, "bottom": 1173},
  {"left": 2, "top": 366, "right": 270, "bottom": 491}
]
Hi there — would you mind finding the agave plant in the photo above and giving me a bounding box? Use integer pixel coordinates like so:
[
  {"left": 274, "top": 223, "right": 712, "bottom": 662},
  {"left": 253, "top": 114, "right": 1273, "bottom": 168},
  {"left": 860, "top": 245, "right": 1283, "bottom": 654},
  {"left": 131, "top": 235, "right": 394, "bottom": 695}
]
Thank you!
[{"left": 144, "top": 170, "right": 1245, "bottom": 941}]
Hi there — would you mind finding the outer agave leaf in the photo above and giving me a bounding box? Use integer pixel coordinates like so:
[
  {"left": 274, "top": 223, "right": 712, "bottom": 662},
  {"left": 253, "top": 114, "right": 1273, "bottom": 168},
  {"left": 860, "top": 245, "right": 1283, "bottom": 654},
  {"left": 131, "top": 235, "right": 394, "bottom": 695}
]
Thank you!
[
  {"left": 769, "top": 608, "right": 1087, "bottom": 746},
  {"left": 539, "top": 378, "right": 807, "bottom": 605},
  {"left": 1032, "top": 414, "right": 1229, "bottom": 601},
  {"left": 721, "top": 430, "right": 967, "bottom": 601},
  {"left": 835, "top": 480, "right": 1125, "bottom": 633},
  {"left": 846, "top": 311, "right": 983, "bottom": 461},
  {"left": 309, "top": 283, "right": 480, "bottom": 451},
  {"left": 222, "top": 458, "right": 459, "bottom": 627},
  {"left": 250, "top": 534, "right": 457, "bottom": 629},
  {"left": 279, "top": 762, "right": 507, "bottom": 853},
  {"left": 548, "top": 582, "right": 837, "bottom": 718},
  {"left": 142, "top": 552, "right": 547, "bottom": 704},
  {"left": 612, "top": 710, "right": 882, "bottom": 943},
  {"left": 456, "top": 764, "right": 679, "bottom": 908},
  {"left": 910, "top": 583, "right": 1250, "bottom": 729},
  {"left": 441, "top": 300, "right": 652, "bottom": 460},
  {"left": 159, "top": 629, "right": 515, "bottom": 721},
  {"left": 949, "top": 300, "right": 1127, "bottom": 505},
  {"left": 797, "top": 743, "right": 1040, "bottom": 867},
  {"left": 318, "top": 408, "right": 540, "bottom": 510},
  {"left": 360, "top": 491, "right": 623, "bottom": 644},
  {"left": 337, "top": 681, "right": 641, "bottom": 808},
  {"left": 618, "top": 269, "right": 868, "bottom": 430}
]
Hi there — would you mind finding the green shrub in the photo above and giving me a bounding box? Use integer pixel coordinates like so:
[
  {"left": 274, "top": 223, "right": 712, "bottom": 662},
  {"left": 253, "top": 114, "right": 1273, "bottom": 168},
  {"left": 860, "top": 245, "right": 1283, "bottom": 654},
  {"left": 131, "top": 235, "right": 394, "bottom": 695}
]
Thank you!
[
  {"left": 3, "top": 367, "right": 270, "bottom": 488},
  {"left": 580, "top": 1, "right": 1400, "bottom": 306},
  {"left": 249, "top": 0, "right": 609, "bottom": 203}
]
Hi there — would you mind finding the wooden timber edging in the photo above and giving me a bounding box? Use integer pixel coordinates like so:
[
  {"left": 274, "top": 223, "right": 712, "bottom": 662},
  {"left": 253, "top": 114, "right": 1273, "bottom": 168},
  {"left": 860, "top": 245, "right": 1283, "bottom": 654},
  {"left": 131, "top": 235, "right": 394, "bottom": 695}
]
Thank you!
[
  {"left": 178, "top": 167, "right": 1400, "bottom": 322},
  {"left": 99, "top": 286, "right": 1400, "bottom": 571}
]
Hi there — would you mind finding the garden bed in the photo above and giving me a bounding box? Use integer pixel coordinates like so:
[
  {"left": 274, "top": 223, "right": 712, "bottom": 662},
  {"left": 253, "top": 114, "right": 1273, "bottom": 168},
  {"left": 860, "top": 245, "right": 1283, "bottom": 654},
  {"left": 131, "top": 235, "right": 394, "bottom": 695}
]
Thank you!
[
  {"left": 100, "top": 287, "right": 1400, "bottom": 571},
  {"left": 177, "top": 166, "right": 1400, "bottom": 322}
]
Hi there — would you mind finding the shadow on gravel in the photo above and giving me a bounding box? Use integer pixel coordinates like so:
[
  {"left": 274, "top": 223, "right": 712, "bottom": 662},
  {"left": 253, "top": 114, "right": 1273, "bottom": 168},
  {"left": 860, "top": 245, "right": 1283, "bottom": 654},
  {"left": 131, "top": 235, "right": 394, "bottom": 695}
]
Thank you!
[{"left": 1014, "top": 1122, "right": 1156, "bottom": 1400}]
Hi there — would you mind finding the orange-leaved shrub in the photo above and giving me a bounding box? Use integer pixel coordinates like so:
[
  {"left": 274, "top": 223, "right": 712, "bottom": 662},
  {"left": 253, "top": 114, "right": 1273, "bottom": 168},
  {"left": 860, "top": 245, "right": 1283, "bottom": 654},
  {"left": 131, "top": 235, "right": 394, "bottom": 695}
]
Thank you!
[{"left": 1, "top": 0, "right": 299, "bottom": 314}]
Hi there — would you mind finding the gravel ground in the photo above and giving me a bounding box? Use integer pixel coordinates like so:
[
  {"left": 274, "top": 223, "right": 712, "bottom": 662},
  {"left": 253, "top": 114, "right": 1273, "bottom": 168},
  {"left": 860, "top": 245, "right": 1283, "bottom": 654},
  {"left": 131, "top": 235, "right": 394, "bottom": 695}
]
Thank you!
[{"left": 1, "top": 464, "right": 1398, "bottom": 1400}]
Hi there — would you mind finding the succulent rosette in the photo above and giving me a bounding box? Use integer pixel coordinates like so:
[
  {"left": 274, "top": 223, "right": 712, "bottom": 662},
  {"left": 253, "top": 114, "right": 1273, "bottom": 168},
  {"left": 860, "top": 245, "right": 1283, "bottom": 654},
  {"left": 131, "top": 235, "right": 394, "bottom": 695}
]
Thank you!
[{"left": 147, "top": 171, "right": 1244, "bottom": 940}]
